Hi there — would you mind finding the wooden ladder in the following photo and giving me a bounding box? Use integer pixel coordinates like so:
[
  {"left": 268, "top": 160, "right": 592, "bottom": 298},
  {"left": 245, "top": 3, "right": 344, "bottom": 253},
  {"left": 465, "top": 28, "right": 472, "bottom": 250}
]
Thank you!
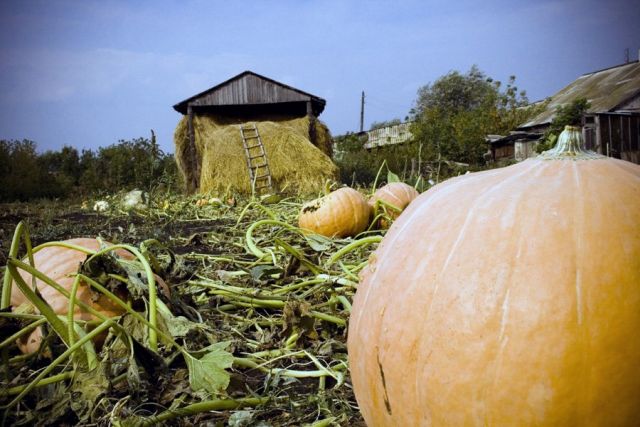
[{"left": 239, "top": 123, "right": 273, "bottom": 193}]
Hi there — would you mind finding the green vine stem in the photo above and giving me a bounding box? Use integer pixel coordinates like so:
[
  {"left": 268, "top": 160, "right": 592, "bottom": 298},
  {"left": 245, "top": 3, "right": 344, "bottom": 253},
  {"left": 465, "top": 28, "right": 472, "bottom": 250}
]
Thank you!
[
  {"left": 371, "top": 159, "right": 387, "bottom": 192},
  {"left": 245, "top": 219, "right": 304, "bottom": 260},
  {"left": 140, "top": 397, "right": 269, "bottom": 426},
  {"left": 325, "top": 235, "right": 382, "bottom": 266},
  {"left": 272, "top": 278, "right": 327, "bottom": 296},
  {"left": 233, "top": 357, "right": 345, "bottom": 379},
  {"left": 67, "top": 274, "right": 82, "bottom": 350},
  {"left": 307, "top": 417, "right": 338, "bottom": 427},
  {"left": 0, "top": 372, "right": 74, "bottom": 397},
  {"left": 7, "top": 261, "right": 71, "bottom": 347},
  {"left": 235, "top": 201, "right": 278, "bottom": 227},
  {"left": 1, "top": 221, "right": 36, "bottom": 309}
]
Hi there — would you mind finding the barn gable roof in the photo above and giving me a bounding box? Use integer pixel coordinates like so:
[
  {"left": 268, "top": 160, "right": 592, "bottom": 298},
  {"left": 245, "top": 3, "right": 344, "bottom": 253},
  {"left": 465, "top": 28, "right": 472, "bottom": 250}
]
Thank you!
[
  {"left": 519, "top": 60, "right": 640, "bottom": 130},
  {"left": 173, "top": 71, "right": 326, "bottom": 116}
]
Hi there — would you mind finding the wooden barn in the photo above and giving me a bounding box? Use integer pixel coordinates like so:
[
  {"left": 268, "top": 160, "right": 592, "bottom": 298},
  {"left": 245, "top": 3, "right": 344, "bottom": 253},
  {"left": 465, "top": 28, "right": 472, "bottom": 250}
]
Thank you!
[
  {"left": 490, "top": 60, "right": 640, "bottom": 164},
  {"left": 173, "top": 70, "right": 326, "bottom": 119},
  {"left": 172, "top": 71, "right": 336, "bottom": 195}
]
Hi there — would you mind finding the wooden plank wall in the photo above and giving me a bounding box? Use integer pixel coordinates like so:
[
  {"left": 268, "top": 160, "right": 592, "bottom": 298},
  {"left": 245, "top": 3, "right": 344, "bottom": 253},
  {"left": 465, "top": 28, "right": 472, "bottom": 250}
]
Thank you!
[
  {"left": 191, "top": 74, "right": 310, "bottom": 107},
  {"left": 599, "top": 114, "right": 640, "bottom": 164}
]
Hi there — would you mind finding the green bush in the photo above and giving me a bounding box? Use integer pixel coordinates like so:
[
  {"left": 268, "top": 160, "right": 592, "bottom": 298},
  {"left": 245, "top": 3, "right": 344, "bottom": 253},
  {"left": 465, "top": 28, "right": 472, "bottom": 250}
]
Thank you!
[{"left": 0, "top": 136, "right": 181, "bottom": 202}]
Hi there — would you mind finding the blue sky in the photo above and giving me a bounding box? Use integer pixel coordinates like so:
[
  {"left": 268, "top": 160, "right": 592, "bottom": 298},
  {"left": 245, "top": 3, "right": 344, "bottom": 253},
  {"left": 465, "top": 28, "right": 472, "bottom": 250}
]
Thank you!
[{"left": 1, "top": 0, "right": 638, "bottom": 154}]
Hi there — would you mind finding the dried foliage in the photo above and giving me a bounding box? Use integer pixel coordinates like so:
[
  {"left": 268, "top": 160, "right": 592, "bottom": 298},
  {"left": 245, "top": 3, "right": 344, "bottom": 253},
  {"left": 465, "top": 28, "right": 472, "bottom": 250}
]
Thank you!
[{"left": 0, "top": 193, "right": 382, "bottom": 426}]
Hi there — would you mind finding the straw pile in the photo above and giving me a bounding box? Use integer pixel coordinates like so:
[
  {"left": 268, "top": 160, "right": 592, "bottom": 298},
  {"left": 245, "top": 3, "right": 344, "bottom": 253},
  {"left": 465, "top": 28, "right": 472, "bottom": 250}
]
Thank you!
[{"left": 174, "top": 115, "right": 338, "bottom": 196}]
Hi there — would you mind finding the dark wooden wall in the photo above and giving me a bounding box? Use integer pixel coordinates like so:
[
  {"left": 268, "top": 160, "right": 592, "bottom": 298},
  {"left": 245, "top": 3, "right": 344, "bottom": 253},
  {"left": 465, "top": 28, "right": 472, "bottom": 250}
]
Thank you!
[
  {"left": 190, "top": 74, "right": 311, "bottom": 107},
  {"left": 492, "top": 143, "right": 515, "bottom": 161},
  {"left": 585, "top": 113, "right": 640, "bottom": 164}
]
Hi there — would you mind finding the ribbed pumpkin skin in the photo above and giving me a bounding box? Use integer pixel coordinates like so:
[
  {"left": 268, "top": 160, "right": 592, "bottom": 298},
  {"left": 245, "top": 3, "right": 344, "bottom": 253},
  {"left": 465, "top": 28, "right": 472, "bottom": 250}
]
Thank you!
[
  {"left": 11, "top": 238, "right": 169, "bottom": 353},
  {"left": 369, "top": 182, "right": 420, "bottom": 227},
  {"left": 299, "top": 187, "right": 371, "bottom": 238},
  {"left": 348, "top": 157, "right": 640, "bottom": 426}
]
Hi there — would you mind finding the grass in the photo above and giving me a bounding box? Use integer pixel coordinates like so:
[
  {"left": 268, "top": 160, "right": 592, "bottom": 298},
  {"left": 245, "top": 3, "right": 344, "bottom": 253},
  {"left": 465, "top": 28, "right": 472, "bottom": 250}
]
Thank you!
[{"left": 0, "top": 191, "right": 389, "bottom": 426}]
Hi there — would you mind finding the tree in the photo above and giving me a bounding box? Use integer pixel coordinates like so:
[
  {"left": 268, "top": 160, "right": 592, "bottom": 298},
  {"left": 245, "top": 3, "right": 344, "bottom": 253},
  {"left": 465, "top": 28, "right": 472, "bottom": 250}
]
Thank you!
[
  {"left": 410, "top": 66, "right": 541, "bottom": 167},
  {"left": 0, "top": 139, "right": 55, "bottom": 201}
]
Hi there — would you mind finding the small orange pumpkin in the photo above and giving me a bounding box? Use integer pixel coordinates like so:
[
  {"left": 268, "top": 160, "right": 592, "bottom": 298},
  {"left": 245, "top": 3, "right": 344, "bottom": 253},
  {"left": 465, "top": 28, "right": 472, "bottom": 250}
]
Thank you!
[
  {"left": 299, "top": 187, "right": 371, "bottom": 238},
  {"left": 348, "top": 126, "right": 640, "bottom": 425},
  {"left": 11, "top": 238, "right": 168, "bottom": 353},
  {"left": 369, "top": 182, "right": 420, "bottom": 228}
]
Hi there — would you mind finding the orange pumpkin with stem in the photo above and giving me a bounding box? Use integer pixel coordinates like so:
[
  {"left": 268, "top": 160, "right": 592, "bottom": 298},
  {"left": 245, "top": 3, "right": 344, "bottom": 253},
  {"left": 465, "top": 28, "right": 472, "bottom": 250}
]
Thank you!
[{"left": 348, "top": 126, "right": 640, "bottom": 425}]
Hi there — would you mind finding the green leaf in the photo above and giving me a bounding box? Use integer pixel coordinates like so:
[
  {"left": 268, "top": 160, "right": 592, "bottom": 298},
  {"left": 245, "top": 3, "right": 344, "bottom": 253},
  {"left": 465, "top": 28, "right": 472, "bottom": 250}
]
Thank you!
[
  {"left": 303, "top": 234, "right": 332, "bottom": 252},
  {"left": 387, "top": 170, "right": 400, "bottom": 183},
  {"left": 164, "top": 313, "right": 211, "bottom": 338},
  {"left": 185, "top": 341, "right": 234, "bottom": 394},
  {"left": 250, "top": 265, "right": 283, "bottom": 282}
]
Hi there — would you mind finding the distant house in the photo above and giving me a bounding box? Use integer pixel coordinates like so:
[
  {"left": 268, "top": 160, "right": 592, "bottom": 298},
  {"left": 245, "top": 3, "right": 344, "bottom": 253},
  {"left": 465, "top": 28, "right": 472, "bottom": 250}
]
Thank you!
[
  {"left": 489, "top": 60, "right": 640, "bottom": 164},
  {"left": 486, "top": 132, "right": 542, "bottom": 162},
  {"left": 364, "top": 122, "right": 413, "bottom": 149}
]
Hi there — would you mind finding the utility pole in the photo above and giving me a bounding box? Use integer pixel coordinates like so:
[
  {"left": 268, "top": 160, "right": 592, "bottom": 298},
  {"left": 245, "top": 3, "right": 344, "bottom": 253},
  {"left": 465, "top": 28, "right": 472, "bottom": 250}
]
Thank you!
[
  {"left": 625, "top": 48, "right": 630, "bottom": 63},
  {"left": 360, "top": 91, "right": 365, "bottom": 133}
]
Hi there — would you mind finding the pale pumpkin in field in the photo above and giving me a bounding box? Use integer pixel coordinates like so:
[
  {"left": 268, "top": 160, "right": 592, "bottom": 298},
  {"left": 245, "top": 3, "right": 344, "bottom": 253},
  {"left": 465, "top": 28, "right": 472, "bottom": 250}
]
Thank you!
[
  {"left": 298, "top": 187, "right": 371, "bottom": 238},
  {"left": 369, "top": 182, "right": 420, "bottom": 228},
  {"left": 348, "top": 126, "right": 640, "bottom": 426},
  {"left": 11, "top": 238, "right": 169, "bottom": 353}
]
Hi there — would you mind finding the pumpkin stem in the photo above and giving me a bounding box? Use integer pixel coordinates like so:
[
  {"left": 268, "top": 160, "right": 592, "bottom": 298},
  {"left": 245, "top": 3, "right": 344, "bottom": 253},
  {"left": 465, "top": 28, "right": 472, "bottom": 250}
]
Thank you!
[{"left": 539, "top": 125, "right": 602, "bottom": 160}]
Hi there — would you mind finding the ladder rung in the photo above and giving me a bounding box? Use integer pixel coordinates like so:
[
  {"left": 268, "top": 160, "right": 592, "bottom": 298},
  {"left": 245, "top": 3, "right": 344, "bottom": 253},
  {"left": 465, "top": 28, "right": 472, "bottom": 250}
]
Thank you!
[{"left": 240, "top": 124, "right": 272, "bottom": 191}]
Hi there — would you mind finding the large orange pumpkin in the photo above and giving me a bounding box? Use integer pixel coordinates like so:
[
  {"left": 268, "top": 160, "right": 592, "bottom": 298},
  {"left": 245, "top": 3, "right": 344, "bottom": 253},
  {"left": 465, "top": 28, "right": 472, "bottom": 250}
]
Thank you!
[
  {"left": 11, "top": 238, "right": 168, "bottom": 353},
  {"left": 348, "top": 126, "right": 640, "bottom": 425},
  {"left": 299, "top": 187, "right": 371, "bottom": 238}
]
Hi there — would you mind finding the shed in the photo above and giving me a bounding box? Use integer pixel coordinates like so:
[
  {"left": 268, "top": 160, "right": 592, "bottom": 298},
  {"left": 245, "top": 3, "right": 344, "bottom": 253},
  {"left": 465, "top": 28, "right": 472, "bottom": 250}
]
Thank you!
[
  {"left": 516, "top": 60, "right": 640, "bottom": 164},
  {"left": 172, "top": 71, "right": 335, "bottom": 194},
  {"left": 173, "top": 70, "right": 326, "bottom": 118},
  {"left": 487, "top": 132, "right": 542, "bottom": 162}
]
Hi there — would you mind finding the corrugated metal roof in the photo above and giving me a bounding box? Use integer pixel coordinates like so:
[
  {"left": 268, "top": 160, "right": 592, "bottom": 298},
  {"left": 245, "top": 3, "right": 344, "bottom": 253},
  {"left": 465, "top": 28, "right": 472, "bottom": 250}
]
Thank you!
[
  {"left": 519, "top": 61, "right": 640, "bottom": 129},
  {"left": 364, "top": 122, "right": 413, "bottom": 149}
]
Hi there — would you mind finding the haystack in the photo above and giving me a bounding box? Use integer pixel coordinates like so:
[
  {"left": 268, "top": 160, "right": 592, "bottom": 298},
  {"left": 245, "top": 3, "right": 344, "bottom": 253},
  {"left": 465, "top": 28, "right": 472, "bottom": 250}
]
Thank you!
[{"left": 174, "top": 115, "right": 338, "bottom": 196}]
